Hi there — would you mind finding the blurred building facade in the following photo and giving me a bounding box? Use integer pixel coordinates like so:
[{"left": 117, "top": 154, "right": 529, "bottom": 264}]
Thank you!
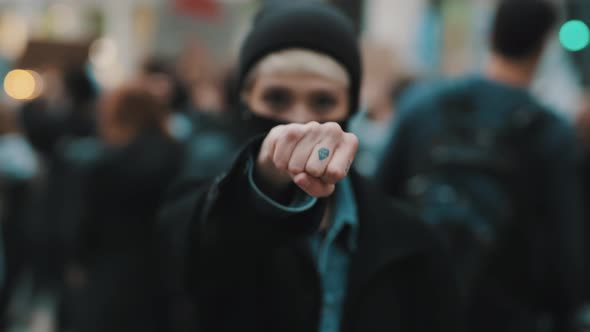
[{"left": 0, "top": 0, "right": 585, "bottom": 116}]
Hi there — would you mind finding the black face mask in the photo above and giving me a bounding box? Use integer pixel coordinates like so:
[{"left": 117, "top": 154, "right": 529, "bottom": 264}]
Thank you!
[
  {"left": 239, "top": 105, "right": 350, "bottom": 137},
  {"left": 240, "top": 108, "right": 288, "bottom": 136}
]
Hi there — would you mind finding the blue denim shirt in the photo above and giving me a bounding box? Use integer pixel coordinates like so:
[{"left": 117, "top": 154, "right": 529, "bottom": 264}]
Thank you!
[
  {"left": 248, "top": 163, "right": 359, "bottom": 332},
  {"left": 308, "top": 177, "right": 358, "bottom": 332}
]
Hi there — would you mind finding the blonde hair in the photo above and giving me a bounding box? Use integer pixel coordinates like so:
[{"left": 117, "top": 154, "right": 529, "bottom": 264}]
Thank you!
[{"left": 244, "top": 48, "right": 350, "bottom": 91}]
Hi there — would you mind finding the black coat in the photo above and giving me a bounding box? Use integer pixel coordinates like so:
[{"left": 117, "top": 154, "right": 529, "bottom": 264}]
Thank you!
[
  {"left": 582, "top": 148, "right": 590, "bottom": 301},
  {"left": 0, "top": 180, "right": 34, "bottom": 329},
  {"left": 376, "top": 78, "right": 584, "bottom": 332},
  {"left": 164, "top": 138, "right": 463, "bottom": 332},
  {"left": 71, "top": 133, "right": 182, "bottom": 332}
]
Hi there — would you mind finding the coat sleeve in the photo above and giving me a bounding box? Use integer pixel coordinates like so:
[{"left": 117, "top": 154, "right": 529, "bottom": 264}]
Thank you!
[
  {"left": 190, "top": 136, "right": 326, "bottom": 248},
  {"left": 162, "top": 136, "right": 327, "bottom": 307}
]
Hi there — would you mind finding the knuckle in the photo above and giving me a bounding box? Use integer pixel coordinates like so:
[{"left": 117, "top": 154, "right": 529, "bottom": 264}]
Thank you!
[
  {"left": 292, "top": 123, "right": 306, "bottom": 130},
  {"left": 323, "top": 122, "right": 342, "bottom": 134},
  {"left": 327, "top": 166, "right": 346, "bottom": 180},
  {"left": 267, "top": 126, "right": 284, "bottom": 140},
  {"left": 275, "top": 131, "right": 290, "bottom": 143},
  {"left": 273, "top": 156, "right": 288, "bottom": 170},
  {"left": 270, "top": 124, "right": 284, "bottom": 134},
  {"left": 345, "top": 133, "right": 359, "bottom": 150},
  {"left": 289, "top": 161, "right": 305, "bottom": 174},
  {"left": 306, "top": 121, "right": 320, "bottom": 130},
  {"left": 306, "top": 166, "right": 323, "bottom": 178},
  {"left": 285, "top": 127, "right": 303, "bottom": 141}
]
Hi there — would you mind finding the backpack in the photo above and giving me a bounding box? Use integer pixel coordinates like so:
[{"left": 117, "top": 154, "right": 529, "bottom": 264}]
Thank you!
[{"left": 406, "top": 85, "right": 545, "bottom": 293}]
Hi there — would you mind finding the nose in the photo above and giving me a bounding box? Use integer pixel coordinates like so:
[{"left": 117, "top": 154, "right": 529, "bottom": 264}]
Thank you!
[{"left": 290, "top": 101, "right": 316, "bottom": 124}]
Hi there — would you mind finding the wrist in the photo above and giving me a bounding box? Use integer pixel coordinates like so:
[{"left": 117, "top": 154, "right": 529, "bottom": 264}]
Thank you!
[{"left": 254, "top": 160, "right": 295, "bottom": 202}]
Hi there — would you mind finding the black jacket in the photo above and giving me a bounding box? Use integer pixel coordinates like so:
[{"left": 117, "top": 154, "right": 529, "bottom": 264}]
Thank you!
[
  {"left": 376, "top": 78, "right": 584, "bottom": 332},
  {"left": 71, "top": 132, "right": 182, "bottom": 332},
  {"left": 163, "top": 138, "right": 462, "bottom": 332},
  {"left": 582, "top": 148, "right": 590, "bottom": 301}
]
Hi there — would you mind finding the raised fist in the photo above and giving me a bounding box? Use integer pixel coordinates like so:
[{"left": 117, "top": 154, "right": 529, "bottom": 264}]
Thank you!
[{"left": 255, "top": 122, "right": 358, "bottom": 198}]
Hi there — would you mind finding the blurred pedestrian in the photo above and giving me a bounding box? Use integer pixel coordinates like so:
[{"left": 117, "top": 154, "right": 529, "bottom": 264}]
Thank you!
[
  {"left": 576, "top": 94, "right": 590, "bottom": 314},
  {"left": 141, "top": 57, "right": 192, "bottom": 113},
  {"left": 0, "top": 105, "right": 38, "bottom": 190},
  {"left": 140, "top": 57, "right": 195, "bottom": 142},
  {"left": 377, "top": 1, "right": 584, "bottom": 331},
  {"left": 160, "top": 2, "right": 462, "bottom": 332},
  {"left": 347, "top": 41, "right": 411, "bottom": 178},
  {"left": 0, "top": 105, "right": 39, "bottom": 331},
  {"left": 17, "top": 65, "right": 99, "bottom": 296},
  {"left": 68, "top": 83, "right": 182, "bottom": 332}
]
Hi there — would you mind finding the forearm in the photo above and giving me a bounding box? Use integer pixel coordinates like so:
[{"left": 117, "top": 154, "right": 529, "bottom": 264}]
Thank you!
[
  {"left": 195, "top": 144, "right": 324, "bottom": 249},
  {"left": 182, "top": 138, "right": 326, "bottom": 300},
  {"left": 182, "top": 136, "right": 324, "bottom": 261}
]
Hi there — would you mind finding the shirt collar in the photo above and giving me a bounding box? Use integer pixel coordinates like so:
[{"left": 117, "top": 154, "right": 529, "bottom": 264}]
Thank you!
[{"left": 325, "top": 176, "right": 359, "bottom": 252}]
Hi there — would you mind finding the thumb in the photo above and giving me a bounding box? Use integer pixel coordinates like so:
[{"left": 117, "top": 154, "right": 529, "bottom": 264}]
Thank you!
[{"left": 292, "top": 173, "right": 335, "bottom": 198}]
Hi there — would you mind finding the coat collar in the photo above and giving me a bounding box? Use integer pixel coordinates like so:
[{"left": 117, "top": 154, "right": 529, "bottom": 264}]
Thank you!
[{"left": 291, "top": 171, "right": 437, "bottom": 299}]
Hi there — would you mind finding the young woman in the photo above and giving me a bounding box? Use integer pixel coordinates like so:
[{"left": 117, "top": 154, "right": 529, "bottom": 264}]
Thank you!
[{"left": 164, "top": 2, "right": 462, "bottom": 332}]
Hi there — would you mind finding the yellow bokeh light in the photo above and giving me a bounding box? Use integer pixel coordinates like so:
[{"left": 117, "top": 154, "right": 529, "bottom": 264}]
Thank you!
[
  {"left": 3, "top": 69, "right": 41, "bottom": 100},
  {"left": 27, "top": 70, "right": 44, "bottom": 100}
]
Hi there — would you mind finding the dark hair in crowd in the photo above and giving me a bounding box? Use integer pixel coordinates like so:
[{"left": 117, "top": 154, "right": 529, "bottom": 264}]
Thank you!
[
  {"left": 100, "top": 84, "right": 170, "bottom": 145},
  {"left": 142, "top": 57, "right": 190, "bottom": 112},
  {"left": 491, "top": 0, "right": 558, "bottom": 59},
  {"left": 64, "top": 66, "right": 98, "bottom": 106}
]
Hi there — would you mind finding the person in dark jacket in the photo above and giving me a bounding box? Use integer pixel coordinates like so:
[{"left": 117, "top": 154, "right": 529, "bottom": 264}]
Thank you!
[
  {"left": 376, "top": 1, "right": 584, "bottom": 331},
  {"left": 159, "top": 2, "right": 462, "bottom": 332},
  {"left": 18, "top": 65, "right": 98, "bottom": 300},
  {"left": 0, "top": 105, "right": 39, "bottom": 331},
  {"left": 577, "top": 97, "right": 590, "bottom": 325},
  {"left": 68, "top": 83, "right": 182, "bottom": 332}
]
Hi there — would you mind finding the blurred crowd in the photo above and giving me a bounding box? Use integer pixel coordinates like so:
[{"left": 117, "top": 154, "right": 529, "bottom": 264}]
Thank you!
[{"left": 0, "top": 0, "right": 589, "bottom": 332}]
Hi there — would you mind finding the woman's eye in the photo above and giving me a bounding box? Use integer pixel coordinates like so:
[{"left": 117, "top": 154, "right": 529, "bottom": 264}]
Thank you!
[
  {"left": 262, "top": 88, "right": 293, "bottom": 112},
  {"left": 309, "top": 92, "right": 338, "bottom": 113}
]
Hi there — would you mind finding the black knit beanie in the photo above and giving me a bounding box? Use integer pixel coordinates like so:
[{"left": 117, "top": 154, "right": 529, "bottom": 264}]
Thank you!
[{"left": 236, "top": 1, "right": 362, "bottom": 116}]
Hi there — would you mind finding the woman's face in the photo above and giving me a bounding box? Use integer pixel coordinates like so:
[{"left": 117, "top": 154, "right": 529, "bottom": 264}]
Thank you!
[{"left": 245, "top": 72, "right": 349, "bottom": 124}]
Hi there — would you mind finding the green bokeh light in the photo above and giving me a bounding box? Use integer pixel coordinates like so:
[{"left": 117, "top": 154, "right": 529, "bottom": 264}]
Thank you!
[{"left": 559, "top": 20, "right": 590, "bottom": 52}]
